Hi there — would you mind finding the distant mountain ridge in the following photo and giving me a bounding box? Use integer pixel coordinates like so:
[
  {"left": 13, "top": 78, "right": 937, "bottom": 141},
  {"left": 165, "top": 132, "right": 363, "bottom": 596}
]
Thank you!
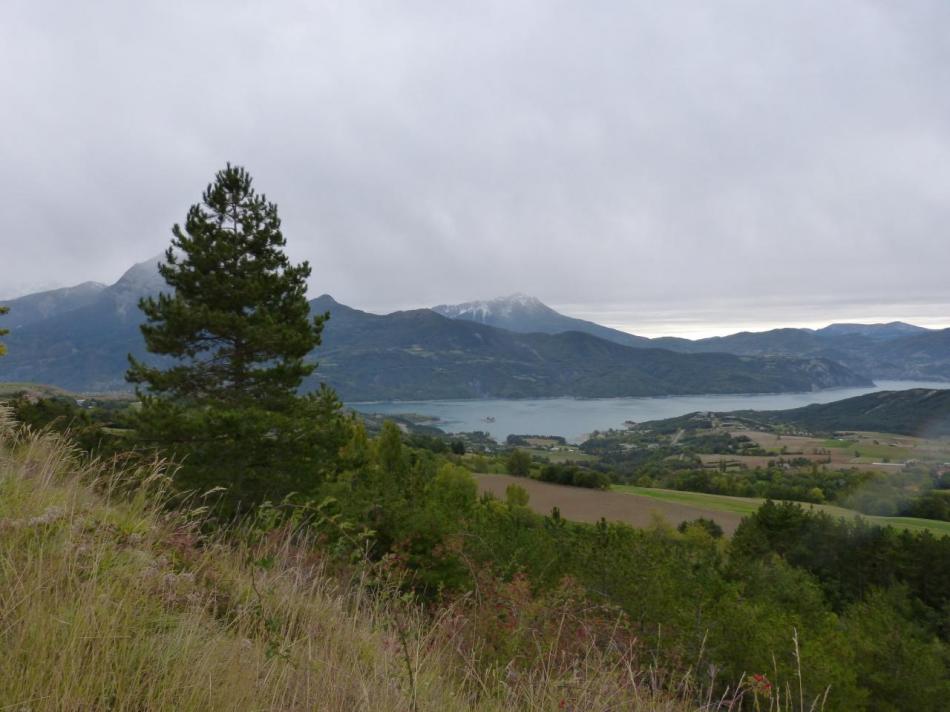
[
  {"left": 653, "top": 324, "right": 950, "bottom": 381},
  {"left": 433, "top": 297, "right": 950, "bottom": 382},
  {"left": 432, "top": 294, "right": 652, "bottom": 348},
  {"left": 814, "top": 322, "right": 927, "bottom": 340},
  {"left": 0, "top": 258, "right": 872, "bottom": 398},
  {"left": 0, "top": 281, "right": 106, "bottom": 330},
  {"left": 307, "top": 294, "right": 869, "bottom": 400}
]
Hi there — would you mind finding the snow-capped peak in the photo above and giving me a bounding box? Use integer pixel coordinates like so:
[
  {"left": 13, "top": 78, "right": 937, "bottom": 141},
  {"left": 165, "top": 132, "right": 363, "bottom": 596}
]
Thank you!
[{"left": 433, "top": 294, "right": 549, "bottom": 322}]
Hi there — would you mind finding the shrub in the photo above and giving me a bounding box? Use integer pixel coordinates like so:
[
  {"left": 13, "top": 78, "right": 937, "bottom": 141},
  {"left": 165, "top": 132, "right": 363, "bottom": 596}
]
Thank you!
[
  {"left": 539, "top": 463, "right": 609, "bottom": 489},
  {"left": 677, "top": 517, "right": 724, "bottom": 539},
  {"left": 506, "top": 448, "right": 532, "bottom": 476}
]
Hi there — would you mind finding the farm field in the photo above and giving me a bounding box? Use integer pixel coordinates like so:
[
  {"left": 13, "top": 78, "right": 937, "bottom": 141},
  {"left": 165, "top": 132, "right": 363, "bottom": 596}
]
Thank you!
[
  {"left": 683, "top": 426, "right": 950, "bottom": 474},
  {"left": 474, "top": 475, "right": 950, "bottom": 538},
  {"left": 732, "top": 428, "right": 946, "bottom": 466},
  {"left": 523, "top": 447, "right": 597, "bottom": 464},
  {"left": 695, "top": 452, "right": 904, "bottom": 473},
  {"left": 508, "top": 436, "right": 598, "bottom": 464},
  {"left": 475, "top": 473, "right": 747, "bottom": 533},
  {"left": 613, "top": 484, "right": 950, "bottom": 537},
  {"left": 833, "top": 430, "right": 950, "bottom": 462}
]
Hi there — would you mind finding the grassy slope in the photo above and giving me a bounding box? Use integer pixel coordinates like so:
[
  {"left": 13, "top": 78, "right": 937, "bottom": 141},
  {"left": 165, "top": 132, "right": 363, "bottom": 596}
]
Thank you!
[
  {"left": 613, "top": 485, "right": 950, "bottom": 537},
  {"left": 0, "top": 429, "right": 466, "bottom": 710},
  {"left": 0, "top": 416, "right": 701, "bottom": 711}
]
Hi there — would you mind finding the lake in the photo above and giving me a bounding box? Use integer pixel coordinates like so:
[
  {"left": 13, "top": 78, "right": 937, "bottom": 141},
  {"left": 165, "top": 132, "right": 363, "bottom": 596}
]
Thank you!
[{"left": 350, "top": 380, "right": 950, "bottom": 443}]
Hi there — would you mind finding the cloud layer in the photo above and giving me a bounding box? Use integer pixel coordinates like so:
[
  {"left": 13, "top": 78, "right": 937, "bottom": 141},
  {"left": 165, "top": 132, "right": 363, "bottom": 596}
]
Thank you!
[{"left": 2, "top": 1, "right": 948, "bottom": 334}]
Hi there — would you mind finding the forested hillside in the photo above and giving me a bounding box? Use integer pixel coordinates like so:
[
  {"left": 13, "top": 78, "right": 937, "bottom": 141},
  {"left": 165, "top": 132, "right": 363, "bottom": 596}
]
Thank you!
[
  {"left": 308, "top": 296, "right": 869, "bottom": 400},
  {"left": 748, "top": 387, "right": 950, "bottom": 436},
  {"left": 5, "top": 401, "right": 950, "bottom": 710}
]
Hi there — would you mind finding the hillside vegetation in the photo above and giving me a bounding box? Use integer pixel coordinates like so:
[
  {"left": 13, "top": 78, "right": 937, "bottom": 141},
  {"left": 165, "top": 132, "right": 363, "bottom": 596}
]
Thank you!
[
  {"left": 581, "top": 390, "right": 950, "bottom": 526},
  {"left": 6, "top": 409, "right": 950, "bottom": 709},
  {"left": 0, "top": 415, "right": 708, "bottom": 711},
  {"left": 747, "top": 388, "right": 950, "bottom": 437}
]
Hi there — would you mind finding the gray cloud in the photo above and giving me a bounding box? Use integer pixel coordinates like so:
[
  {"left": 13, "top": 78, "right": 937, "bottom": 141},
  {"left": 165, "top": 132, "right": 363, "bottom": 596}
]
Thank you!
[{"left": 2, "top": 1, "right": 949, "bottom": 335}]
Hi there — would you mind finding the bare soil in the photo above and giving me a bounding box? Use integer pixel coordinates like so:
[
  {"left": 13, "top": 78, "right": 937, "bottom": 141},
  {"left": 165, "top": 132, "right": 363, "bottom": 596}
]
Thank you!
[
  {"left": 696, "top": 453, "right": 902, "bottom": 473},
  {"left": 474, "top": 473, "right": 744, "bottom": 534},
  {"left": 730, "top": 428, "right": 939, "bottom": 470}
]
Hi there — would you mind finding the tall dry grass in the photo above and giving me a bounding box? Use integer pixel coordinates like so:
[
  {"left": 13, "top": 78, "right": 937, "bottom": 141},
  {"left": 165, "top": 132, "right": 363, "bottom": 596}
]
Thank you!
[{"left": 0, "top": 411, "right": 825, "bottom": 711}]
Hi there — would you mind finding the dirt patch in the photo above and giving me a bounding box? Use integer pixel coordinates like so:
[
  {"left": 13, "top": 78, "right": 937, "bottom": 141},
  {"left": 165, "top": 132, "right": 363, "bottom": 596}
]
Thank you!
[
  {"left": 732, "top": 429, "right": 828, "bottom": 454},
  {"left": 474, "top": 473, "right": 744, "bottom": 535},
  {"left": 699, "top": 454, "right": 905, "bottom": 474},
  {"left": 730, "top": 429, "right": 906, "bottom": 468}
]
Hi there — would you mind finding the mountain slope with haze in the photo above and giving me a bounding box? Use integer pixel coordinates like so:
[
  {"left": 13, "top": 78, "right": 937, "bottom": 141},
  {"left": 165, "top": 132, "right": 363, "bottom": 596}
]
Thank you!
[
  {"left": 0, "top": 281, "right": 106, "bottom": 330},
  {"left": 310, "top": 295, "right": 869, "bottom": 400},
  {"left": 0, "top": 260, "right": 871, "bottom": 398},
  {"left": 433, "top": 296, "right": 950, "bottom": 382},
  {"left": 0, "top": 258, "right": 169, "bottom": 391}
]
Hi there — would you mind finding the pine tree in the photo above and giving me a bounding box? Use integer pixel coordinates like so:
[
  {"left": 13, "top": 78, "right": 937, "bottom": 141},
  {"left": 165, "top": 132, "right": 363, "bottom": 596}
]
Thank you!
[
  {"left": 0, "top": 305, "right": 8, "bottom": 356},
  {"left": 127, "top": 164, "right": 348, "bottom": 509}
]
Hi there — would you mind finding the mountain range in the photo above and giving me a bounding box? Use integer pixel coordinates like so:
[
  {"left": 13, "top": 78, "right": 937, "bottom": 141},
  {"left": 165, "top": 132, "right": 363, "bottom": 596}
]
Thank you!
[
  {"left": 436, "top": 294, "right": 950, "bottom": 383},
  {"left": 305, "top": 295, "right": 866, "bottom": 400},
  {"left": 650, "top": 324, "right": 950, "bottom": 382},
  {"left": 2, "top": 257, "right": 947, "bottom": 399}
]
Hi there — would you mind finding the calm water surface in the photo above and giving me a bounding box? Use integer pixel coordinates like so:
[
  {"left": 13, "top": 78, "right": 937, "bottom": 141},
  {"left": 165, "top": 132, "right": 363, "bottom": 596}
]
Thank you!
[{"left": 350, "top": 380, "right": 949, "bottom": 443}]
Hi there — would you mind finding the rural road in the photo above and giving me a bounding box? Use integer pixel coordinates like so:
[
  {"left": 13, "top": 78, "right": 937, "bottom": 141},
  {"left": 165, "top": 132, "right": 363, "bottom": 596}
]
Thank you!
[{"left": 474, "top": 474, "right": 743, "bottom": 534}]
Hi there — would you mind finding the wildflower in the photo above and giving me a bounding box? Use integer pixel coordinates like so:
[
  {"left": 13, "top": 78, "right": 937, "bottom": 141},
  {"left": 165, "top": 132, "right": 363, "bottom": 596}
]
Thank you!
[{"left": 750, "top": 673, "right": 773, "bottom": 697}]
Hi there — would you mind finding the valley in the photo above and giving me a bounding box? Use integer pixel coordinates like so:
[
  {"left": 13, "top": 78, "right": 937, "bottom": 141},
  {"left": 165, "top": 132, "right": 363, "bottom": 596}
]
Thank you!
[
  {"left": 353, "top": 379, "right": 950, "bottom": 442},
  {"left": 6, "top": 7, "right": 950, "bottom": 706}
]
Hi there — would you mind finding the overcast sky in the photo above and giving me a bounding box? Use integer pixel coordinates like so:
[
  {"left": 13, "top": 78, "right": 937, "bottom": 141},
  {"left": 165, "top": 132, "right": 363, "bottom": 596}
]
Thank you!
[{"left": 2, "top": 1, "right": 948, "bottom": 337}]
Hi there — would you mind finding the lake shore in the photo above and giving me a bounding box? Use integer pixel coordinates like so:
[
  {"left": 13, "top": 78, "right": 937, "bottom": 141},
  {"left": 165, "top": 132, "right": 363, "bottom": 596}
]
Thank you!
[{"left": 353, "top": 380, "right": 950, "bottom": 442}]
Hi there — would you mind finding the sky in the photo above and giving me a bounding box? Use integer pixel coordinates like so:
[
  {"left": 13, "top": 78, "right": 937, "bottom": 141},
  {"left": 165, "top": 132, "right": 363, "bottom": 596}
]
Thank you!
[{"left": 2, "top": 1, "right": 949, "bottom": 338}]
